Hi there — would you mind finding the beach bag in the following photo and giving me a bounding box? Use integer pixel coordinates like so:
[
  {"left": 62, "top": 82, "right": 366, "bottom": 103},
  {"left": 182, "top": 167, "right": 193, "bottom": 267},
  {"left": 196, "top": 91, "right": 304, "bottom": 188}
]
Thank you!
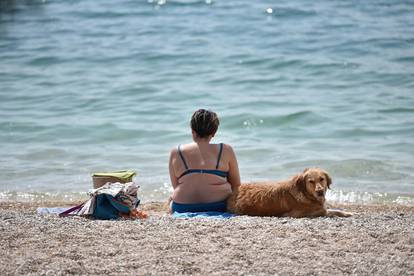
[
  {"left": 92, "top": 170, "right": 136, "bottom": 189},
  {"left": 60, "top": 182, "right": 141, "bottom": 220},
  {"left": 93, "top": 193, "right": 139, "bottom": 220}
]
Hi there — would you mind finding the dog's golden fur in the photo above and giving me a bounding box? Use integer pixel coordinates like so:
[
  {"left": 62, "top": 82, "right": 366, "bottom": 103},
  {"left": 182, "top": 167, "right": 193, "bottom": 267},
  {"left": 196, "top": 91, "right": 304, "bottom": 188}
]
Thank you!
[{"left": 227, "top": 168, "right": 352, "bottom": 218}]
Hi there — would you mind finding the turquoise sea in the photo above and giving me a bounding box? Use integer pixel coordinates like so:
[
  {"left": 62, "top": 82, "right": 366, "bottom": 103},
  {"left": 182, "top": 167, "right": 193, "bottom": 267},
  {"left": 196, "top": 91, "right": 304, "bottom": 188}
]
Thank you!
[{"left": 1, "top": 0, "right": 413, "bottom": 204}]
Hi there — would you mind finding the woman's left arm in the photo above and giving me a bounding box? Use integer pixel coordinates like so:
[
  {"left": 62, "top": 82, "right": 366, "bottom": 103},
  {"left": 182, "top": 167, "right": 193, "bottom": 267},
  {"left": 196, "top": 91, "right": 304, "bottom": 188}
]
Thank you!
[{"left": 226, "top": 144, "right": 241, "bottom": 190}]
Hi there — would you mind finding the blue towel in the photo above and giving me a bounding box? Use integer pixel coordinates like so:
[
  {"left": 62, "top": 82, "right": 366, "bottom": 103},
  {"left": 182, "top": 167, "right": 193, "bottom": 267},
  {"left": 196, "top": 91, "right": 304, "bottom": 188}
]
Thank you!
[
  {"left": 173, "top": 211, "right": 235, "bottom": 219},
  {"left": 171, "top": 200, "right": 234, "bottom": 218}
]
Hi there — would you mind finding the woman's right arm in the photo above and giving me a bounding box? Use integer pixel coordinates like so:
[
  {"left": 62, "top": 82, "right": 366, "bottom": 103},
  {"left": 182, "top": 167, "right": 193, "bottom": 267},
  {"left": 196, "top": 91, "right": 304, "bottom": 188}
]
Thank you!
[
  {"left": 169, "top": 148, "right": 179, "bottom": 189},
  {"left": 226, "top": 144, "right": 241, "bottom": 190}
]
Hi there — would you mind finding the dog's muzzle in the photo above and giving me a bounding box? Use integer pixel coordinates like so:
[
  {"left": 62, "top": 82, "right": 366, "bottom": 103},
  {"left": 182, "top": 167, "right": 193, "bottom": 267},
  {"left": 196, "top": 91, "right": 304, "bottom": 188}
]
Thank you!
[{"left": 316, "top": 190, "right": 325, "bottom": 197}]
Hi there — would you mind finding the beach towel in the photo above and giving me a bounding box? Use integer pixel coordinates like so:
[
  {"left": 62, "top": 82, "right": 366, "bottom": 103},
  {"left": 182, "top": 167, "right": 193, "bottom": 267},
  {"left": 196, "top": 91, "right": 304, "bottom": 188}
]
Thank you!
[
  {"left": 170, "top": 200, "right": 234, "bottom": 219},
  {"left": 37, "top": 207, "right": 68, "bottom": 215}
]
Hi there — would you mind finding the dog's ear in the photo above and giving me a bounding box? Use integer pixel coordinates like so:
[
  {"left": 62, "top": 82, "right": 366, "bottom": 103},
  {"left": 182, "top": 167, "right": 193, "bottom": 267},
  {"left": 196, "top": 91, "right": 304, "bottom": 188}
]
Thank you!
[
  {"left": 323, "top": 170, "right": 332, "bottom": 189},
  {"left": 293, "top": 173, "right": 306, "bottom": 191},
  {"left": 303, "top": 168, "right": 310, "bottom": 173}
]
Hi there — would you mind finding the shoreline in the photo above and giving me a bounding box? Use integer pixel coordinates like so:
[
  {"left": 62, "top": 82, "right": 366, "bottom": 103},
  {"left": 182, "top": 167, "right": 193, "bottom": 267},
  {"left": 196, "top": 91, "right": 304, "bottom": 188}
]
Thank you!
[
  {"left": 2, "top": 189, "right": 414, "bottom": 207},
  {"left": 1, "top": 201, "right": 413, "bottom": 275},
  {"left": 1, "top": 199, "right": 414, "bottom": 212}
]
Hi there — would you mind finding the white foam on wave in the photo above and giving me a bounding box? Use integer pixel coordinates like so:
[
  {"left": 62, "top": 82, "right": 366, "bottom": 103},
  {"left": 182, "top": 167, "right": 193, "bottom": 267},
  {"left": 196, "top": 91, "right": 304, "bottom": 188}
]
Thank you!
[
  {"left": 1, "top": 189, "right": 413, "bottom": 206},
  {"left": 0, "top": 191, "right": 88, "bottom": 203},
  {"left": 326, "top": 190, "right": 414, "bottom": 206}
]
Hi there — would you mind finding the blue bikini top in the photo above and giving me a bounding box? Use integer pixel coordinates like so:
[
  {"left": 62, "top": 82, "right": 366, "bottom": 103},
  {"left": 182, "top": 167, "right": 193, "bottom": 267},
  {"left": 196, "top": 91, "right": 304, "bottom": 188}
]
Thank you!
[{"left": 177, "top": 143, "right": 229, "bottom": 179}]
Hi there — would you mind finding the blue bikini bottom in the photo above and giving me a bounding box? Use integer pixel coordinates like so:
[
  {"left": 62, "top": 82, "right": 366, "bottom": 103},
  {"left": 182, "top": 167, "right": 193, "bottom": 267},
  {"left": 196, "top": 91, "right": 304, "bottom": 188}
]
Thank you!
[{"left": 171, "top": 200, "right": 227, "bottom": 213}]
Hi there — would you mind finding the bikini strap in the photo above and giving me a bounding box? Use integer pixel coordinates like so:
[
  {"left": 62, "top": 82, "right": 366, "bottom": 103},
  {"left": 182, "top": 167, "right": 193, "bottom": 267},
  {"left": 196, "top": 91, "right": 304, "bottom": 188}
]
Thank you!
[
  {"left": 177, "top": 144, "right": 189, "bottom": 170},
  {"left": 216, "top": 143, "right": 224, "bottom": 169}
]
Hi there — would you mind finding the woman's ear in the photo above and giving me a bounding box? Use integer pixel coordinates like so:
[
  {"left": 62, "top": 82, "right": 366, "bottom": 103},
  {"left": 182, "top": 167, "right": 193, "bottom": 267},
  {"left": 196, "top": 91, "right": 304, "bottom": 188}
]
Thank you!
[
  {"left": 211, "top": 130, "right": 217, "bottom": 138},
  {"left": 191, "top": 130, "right": 198, "bottom": 140}
]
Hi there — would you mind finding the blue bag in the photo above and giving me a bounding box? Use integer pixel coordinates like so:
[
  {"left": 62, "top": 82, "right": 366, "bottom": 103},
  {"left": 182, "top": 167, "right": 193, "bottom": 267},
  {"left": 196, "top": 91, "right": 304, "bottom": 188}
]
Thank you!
[{"left": 93, "top": 194, "right": 133, "bottom": 220}]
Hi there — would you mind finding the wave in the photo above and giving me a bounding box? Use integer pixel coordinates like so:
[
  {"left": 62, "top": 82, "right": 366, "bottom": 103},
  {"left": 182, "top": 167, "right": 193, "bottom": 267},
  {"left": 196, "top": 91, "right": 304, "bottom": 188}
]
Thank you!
[
  {"left": 267, "top": 7, "right": 317, "bottom": 18},
  {"left": 65, "top": 9, "right": 154, "bottom": 19},
  {"left": 332, "top": 127, "right": 414, "bottom": 138},
  {"left": 378, "top": 107, "right": 414, "bottom": 114},
  {"left": 393, "top": 56, "right": 414, "bottom": 63},
  {"left": 147, "top": 0, "right": 213, "bottom": 7},
  {"left": 222, "top": 111, "right": 327, "bottom": 130},
  {"left": 26, "top": 56, "right": 64, "bottom": 66},
  {"left": 0, "top": 121, "right": 178, "bottom": 145},
  {"left": 237, "top": 58, "right": 304, "bottom": 70}
]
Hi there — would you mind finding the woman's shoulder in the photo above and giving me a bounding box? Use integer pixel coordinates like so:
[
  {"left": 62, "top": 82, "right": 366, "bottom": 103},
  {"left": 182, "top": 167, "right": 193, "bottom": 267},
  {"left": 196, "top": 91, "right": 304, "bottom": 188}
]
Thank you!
[
  {"left": 171, "top": 142, "right": 234, "bottom": 152},
  {"left": 212, "top": 143, "right": 235, "bottom": 157},
  {"left": 170, "top": 143, "right": 193, "bottom": 154},
  {"left": 219, "top": 143, "right": 234, "bottom": 151},
  {"left": 220, "top": 143, "right": 237, "bottom": 159}
]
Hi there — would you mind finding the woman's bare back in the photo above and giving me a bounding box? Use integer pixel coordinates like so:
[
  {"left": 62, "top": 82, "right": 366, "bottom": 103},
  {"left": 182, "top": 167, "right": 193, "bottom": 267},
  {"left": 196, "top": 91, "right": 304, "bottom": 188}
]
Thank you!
[{"left": 169, "top": 142, "right": 239, "bottom": 204}]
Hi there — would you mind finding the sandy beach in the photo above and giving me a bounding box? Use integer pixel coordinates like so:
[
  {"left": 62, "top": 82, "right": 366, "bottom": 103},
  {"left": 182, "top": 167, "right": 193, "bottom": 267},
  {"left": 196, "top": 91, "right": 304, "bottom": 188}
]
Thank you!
[{"left": 0, "top": 202, "right": 413, "bottom": 275}]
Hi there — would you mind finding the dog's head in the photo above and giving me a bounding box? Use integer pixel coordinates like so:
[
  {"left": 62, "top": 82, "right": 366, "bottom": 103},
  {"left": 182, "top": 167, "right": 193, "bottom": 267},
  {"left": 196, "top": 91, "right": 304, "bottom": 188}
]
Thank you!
[{"left": 294, "top": 168, "right": 332, "bottom": 202}]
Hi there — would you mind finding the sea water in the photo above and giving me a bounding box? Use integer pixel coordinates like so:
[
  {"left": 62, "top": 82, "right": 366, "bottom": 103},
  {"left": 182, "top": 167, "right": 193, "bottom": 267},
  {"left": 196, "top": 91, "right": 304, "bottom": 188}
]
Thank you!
[{"left": 0, "top": 0, "right": 413, "bottom": 204}]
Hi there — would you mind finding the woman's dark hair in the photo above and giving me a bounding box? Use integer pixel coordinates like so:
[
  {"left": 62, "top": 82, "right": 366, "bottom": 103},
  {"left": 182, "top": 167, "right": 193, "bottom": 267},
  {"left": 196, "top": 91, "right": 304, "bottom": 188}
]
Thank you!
[{"left": 191, "top": 109, "right": 220, "bottom": 138}]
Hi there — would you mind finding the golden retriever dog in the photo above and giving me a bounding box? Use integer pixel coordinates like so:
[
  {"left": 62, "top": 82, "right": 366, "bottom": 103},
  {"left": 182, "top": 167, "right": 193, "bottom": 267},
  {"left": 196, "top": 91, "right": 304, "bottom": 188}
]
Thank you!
[{"left": 227, "top": 168, "right": 352, "bottom": 218}]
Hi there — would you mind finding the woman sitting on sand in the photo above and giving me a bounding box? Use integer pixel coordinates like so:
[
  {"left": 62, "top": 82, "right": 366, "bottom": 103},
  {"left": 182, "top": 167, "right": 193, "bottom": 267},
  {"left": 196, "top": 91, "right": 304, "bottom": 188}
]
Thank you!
[{"left": 168, "top": 109, "right": 241, "bottom": 213}]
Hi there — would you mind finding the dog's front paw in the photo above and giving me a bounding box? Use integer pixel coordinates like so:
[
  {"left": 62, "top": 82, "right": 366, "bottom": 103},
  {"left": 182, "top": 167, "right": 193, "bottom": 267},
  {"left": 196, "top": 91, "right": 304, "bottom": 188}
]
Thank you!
[
  {"left": 327, "top": 209, "right": 353, "bottom": 217},
  {"left": 341, "top": 211, "right": 353, "bottom": 217}
]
